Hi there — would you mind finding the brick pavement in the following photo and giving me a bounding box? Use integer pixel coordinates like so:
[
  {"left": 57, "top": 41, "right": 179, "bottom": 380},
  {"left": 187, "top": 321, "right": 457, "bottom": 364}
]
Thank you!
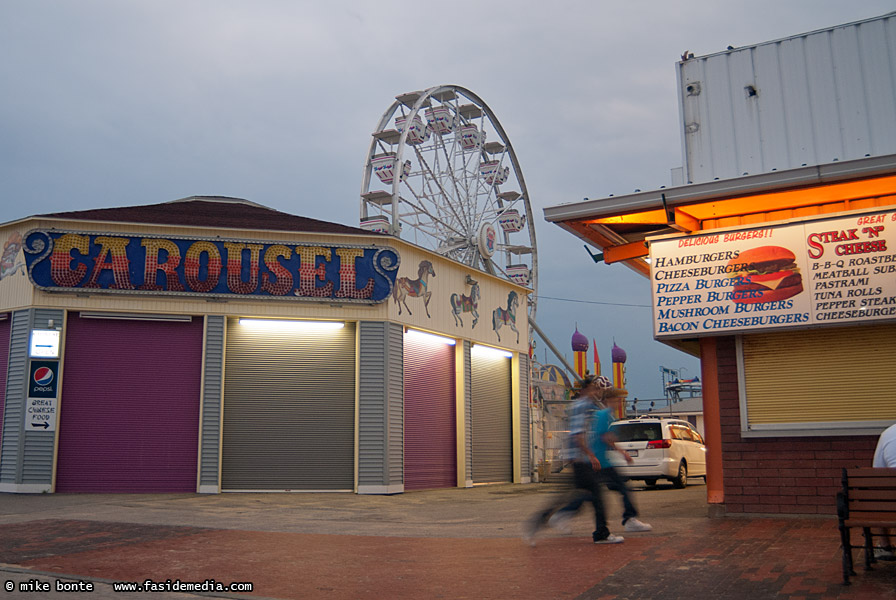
[{"left": 0, "top": 515, "right": 893, "bottom": 599}]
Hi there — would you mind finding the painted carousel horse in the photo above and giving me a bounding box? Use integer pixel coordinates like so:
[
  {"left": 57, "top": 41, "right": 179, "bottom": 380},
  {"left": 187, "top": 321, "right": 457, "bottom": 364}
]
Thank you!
[
  {"left": 492, "top": 290, "right": 520, "bottom": 343},
  {"left": 450, "top": 282, "right": 480, "bottom": 328},
  {"left": 393, "top": 260, "right": 436, "bottom": 317}
]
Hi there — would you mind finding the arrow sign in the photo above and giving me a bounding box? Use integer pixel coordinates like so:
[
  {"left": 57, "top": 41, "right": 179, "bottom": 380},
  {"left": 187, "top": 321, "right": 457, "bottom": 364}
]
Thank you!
[{"left": 30, "top": 421, "right": 49, "bottom": 429}]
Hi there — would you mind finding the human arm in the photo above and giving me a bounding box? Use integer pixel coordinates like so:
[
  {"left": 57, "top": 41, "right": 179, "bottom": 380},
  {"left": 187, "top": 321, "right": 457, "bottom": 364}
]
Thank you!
[
  {"left": 601, "top": 430, "right": 633, "bottom": 464},
  {"left": 574, "top": 431, "right": 602, "bottom": 470}
]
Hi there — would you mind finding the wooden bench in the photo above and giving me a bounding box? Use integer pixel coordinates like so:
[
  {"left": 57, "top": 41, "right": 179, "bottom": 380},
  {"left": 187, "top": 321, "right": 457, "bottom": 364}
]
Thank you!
[{"left": 837, "top": 467, "right": 896, "bottom": 585}]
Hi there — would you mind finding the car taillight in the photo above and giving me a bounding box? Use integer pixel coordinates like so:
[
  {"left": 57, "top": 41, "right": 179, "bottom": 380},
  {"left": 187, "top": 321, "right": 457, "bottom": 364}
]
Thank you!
[{"left": 646, "top": 439, "right": 672, "bottom": 449}]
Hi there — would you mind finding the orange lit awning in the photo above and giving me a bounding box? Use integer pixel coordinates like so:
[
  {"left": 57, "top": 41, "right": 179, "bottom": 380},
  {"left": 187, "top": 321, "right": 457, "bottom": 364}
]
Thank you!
[{"left": 544, "top": 155, "right": 896, "bottom": 275}]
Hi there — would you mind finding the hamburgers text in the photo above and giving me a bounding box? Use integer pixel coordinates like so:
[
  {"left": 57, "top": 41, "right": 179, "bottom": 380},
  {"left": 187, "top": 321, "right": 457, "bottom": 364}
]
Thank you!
[{"left": 726, "top": 245, "right": 803, "bottom": 304}]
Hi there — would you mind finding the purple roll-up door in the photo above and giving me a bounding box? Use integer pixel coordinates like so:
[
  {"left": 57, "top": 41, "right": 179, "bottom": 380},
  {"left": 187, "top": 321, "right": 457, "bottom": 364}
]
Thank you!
[
  {"left": 0, "top": 316, "right": 10, "bottom": 448},
  {"left": 55, "top": 314, "right": 203, "bottom": 493},
  {"left": 404, "top": 333, "right": 456, "bottom": 490}
]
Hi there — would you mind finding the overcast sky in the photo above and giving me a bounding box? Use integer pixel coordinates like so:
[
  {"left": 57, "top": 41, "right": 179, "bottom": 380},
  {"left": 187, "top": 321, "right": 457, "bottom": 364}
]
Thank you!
[{"left": 2, "top": 1, "right": 892, "bottom": 402}]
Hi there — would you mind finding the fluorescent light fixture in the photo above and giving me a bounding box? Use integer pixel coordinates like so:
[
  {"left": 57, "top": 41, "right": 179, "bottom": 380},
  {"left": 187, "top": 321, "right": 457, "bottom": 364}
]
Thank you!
[
  {"left": 405, "top": 329, "right": 456, "bottom": 346},
  {"left": 238, "top": 319, "right": 344, "bottom": 330},
  {"left": 472, "top": 344, "right": 513, "bottom": 359},
  {"left": 80, "top": 312, "right": 193, "bottom": 322}
]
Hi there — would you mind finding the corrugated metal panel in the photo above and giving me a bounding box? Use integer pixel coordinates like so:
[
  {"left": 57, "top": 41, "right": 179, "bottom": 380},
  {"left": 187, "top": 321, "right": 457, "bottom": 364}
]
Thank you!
[
  {"left": 0, "top": 317, "right": 11, "bottom": 460},
  {"left": 199, "top": 315, "right": 225, "bottom": 489},
  {"left": 222, "top": 319, "right": 355, "bottom": 491},
  {"left": 404, "top": 334, "right": 456, "bottom": 490},
  {"left": 463, "top": 341, "right": 473, "bottom": 482},
  {"left": 0, "top": 310, "right": 29, "bottom": 484},
  {"left": 56, "top": 314, "right": 203, "bottom": 492},
  {"left": 518, "top": 354, "right": 530, "bottom": 479},
  {"left": 471, "top": 352, "right": 512, "bottom": 483},
  {"left": 679, "top": 14, "right": 896, "bottom": 185},
  {"left": 387, "top": 324, "right": 403, "bottom": 484},
  {"left": 21, "top": 309, "right": 63, "bottom": 485},
  {"left": 742, "top": 323, "right": 896, "bottom": 424},
  {"left": 358, "top": 321, "right": 403, "bottom": 490}
]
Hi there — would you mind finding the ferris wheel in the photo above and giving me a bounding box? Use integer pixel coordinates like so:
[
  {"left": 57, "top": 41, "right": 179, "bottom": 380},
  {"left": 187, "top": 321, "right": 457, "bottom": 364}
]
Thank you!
[{"left": 360, "top": 85, "right": 538, "bottom": 323}]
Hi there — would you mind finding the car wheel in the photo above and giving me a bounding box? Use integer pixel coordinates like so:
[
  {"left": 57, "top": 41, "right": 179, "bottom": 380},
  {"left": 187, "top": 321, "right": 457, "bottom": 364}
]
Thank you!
[
  {"left": 645, "top": 479, "right": 658, "bottom": 487},
  {"left": 672, "top": 462, "right": 687, "bottom": 488}
]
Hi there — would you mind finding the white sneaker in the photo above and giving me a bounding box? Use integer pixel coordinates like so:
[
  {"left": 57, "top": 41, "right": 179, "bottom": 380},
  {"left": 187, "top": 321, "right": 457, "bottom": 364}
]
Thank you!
[
  {"left": 874, "top": 547, "right": 896, "bottom": 561},
  {"left": 548, "top": 512, "right": 572, "bottom": 534},
  {"left": 623, "top": 518, "right": 652, "bottom": 532},
  {"left": 594, "top": 534, "right": 624, "bottom": 544}
]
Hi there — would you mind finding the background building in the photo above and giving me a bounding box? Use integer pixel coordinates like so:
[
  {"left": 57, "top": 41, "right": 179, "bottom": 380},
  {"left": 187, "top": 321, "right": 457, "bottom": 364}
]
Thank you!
[{"left": 545, "top": 13, "right": 896, "bottom": 514}]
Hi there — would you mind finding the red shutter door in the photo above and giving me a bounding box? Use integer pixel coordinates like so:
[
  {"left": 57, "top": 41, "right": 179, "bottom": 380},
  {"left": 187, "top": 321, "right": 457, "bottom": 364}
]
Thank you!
[
  {"left": 55, "top": 314, "right": 203, "bottom": 492},
  {"left": 404, "top": 334, "right": 456, "bottom": 490}
]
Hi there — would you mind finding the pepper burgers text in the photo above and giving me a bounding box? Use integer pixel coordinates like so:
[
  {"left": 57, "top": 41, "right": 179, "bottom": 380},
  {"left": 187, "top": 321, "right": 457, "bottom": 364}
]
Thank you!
[{"left": 727, "top": 245, "right": 803, "bottom": 304}]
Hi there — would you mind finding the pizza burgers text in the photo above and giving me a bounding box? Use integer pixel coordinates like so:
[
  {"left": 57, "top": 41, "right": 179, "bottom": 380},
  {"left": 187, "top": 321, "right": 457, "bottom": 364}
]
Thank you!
[{"left": 726, "top": 245, "right": 803, "bottom": 304}]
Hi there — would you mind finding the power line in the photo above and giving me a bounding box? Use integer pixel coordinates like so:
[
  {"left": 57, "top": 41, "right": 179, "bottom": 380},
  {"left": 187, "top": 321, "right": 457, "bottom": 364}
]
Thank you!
[{"left": 536, "top": 295, "right": 651, "bottom": 308}]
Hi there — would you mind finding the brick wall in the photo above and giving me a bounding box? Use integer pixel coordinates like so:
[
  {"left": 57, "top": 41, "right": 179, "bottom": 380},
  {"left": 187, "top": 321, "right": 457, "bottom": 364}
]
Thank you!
[{"left": 714, "top": 336, "right": 878, "bottom": 515}]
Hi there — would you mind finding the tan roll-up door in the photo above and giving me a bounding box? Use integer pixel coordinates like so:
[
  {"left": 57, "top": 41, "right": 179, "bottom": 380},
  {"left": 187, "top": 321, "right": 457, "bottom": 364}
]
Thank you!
[
  {"left": 471, "top": 351, "right": 512, "bottom": 483},
  {"left": 222, "top": 319, "right": 355, "bottom": 491},
  {"left": 742, "top": 323, "right": 896, "bottom": 425}
]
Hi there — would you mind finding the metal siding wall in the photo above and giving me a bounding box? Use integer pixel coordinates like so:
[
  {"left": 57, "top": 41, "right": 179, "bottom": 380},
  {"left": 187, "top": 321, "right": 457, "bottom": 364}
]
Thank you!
[
  {"left": 387, "top": 323, "right": 403, "bottom": 485},
  {"left": 463, "top": 341, "right": 473, "bottom": 482},
  {"left": 358, "top": 321, "right": 404, "bottom": 490},
  {"left": 470, "top": 352, "right": 512, "bottom": 483},
  {"left": 22, "top": 309, "right": 61, "bottom": 485},
  {"left": 0, "top": 309, "right": 60, "bottom": 487},
  {"left": 404, "top": 334, "right": 456, "bottom": 490},
  {"left": 0, "top": 310, "right": 29, "bottom": 484},
  {"left": 518, "top": 354, "right": 530, "bottom": 479},
  {"left": 0, "top": 317, "right": 10, "bottom": 462},
  {"left": 200, "top": 315, "right": 225, "bottom": 490},
  {"left": 679, "top": 14, "right": 896, "bottom": 184},
  {"left": 222, "top": 319, "right": 356, "bottom": 491},
  {"left": 56, "top": 314, "right": 203, "bottom": 492}
]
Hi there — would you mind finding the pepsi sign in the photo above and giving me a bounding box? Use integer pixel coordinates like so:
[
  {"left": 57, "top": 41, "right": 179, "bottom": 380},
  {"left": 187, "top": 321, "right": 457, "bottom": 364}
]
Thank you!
[{"left": 29, "top": 361, "right": 59, "bottom": 398}]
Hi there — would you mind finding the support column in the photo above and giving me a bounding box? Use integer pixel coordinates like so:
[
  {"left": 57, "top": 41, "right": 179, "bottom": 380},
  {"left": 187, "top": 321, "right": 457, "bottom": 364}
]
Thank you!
[{"left": 700, "top": 336, "right": 725, "bottom": 516}]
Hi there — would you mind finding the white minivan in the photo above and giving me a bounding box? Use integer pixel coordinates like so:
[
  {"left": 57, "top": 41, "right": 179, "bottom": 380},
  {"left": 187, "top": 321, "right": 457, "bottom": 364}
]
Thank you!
[{"left": 608, "top": 417, "right": 707, "bottom": 488}]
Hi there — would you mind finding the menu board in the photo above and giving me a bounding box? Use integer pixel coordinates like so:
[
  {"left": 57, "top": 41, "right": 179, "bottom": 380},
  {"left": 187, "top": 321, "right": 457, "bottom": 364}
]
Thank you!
[{"left": 650, "top": 209, "right": 896, "bottom": 339}]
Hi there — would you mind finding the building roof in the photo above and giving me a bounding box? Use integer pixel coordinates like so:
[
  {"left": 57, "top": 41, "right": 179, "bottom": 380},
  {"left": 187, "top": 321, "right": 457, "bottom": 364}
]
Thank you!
[
  {"left": 34, "top": 196, "right": 382, "bottom": 237},
  {"left": 668, "top": 396, "right": 703, "bottom": 415}
]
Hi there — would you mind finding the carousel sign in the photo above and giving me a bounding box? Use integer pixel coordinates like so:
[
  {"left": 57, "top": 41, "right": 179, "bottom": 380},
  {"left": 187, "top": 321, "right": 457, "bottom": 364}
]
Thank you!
[{"left": 23, "top": 230, "right": 400, "bottom": 303}]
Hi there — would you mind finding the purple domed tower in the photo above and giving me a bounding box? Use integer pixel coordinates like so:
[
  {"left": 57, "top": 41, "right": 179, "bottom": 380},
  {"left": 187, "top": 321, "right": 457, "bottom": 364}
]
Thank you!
[
  {"left": 571, "top": 327, "right": 589, "bottom": 377},
  {"left": 571, "top": 327, "right": 588, "bottom": 353},
  {"left": 611, "top": 342, "right": 627, "bottom": 364}
]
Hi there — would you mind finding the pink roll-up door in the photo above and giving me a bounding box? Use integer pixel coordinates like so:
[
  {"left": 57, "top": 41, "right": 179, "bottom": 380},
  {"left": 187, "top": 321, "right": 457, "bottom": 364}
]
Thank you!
[
  {"left": 404, "top": 333, "right": 456, "bottom": 490},
  {"left": 55, "top": 314, "right": 203, "bottom": 493},
  {"left": 0, "top": 316, "right": 10, "bottom": 448}
]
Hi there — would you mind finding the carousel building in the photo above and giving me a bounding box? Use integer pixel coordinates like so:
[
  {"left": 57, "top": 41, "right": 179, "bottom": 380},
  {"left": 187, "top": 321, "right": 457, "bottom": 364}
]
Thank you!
[{"left": 0, "top": 196, "right": 531, "bottom": 494}]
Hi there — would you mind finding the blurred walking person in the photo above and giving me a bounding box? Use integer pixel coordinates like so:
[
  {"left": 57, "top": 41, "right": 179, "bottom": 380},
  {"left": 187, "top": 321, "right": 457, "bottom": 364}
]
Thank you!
[{"left": 523, "top": 375, "right": 626, "bottom": 544}]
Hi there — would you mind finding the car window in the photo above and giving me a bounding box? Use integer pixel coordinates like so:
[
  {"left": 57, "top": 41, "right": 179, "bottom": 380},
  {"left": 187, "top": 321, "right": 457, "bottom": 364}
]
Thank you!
[{"left": 610, "top": 423, "right": 662, "bottom": 442}]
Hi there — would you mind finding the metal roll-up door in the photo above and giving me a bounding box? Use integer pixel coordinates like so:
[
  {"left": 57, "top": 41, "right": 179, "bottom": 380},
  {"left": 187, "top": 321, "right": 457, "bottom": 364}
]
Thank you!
[
  {"left": 471, "top": 351, "right": 512, "bottom": 483},
  {"left": 222, "top": 319, "right": 355, "bottom": 491},
  {"left": 0, "top": 316, "right": 9, "bottom": 448},
  {"left": 742, "top": 323, "right": 896, "bottom": 426},
  {"left": 404, "top": 333, "right": 456, "bottom": 490},
  {"left": 56, "top": 314, "right": 204, "bottom": 492}
]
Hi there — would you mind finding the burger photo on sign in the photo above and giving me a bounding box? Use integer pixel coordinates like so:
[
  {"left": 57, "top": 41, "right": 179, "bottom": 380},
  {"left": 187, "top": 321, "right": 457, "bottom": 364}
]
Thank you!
[{"left": 726, "top": 245, "right": 803, "bottom": 304}]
